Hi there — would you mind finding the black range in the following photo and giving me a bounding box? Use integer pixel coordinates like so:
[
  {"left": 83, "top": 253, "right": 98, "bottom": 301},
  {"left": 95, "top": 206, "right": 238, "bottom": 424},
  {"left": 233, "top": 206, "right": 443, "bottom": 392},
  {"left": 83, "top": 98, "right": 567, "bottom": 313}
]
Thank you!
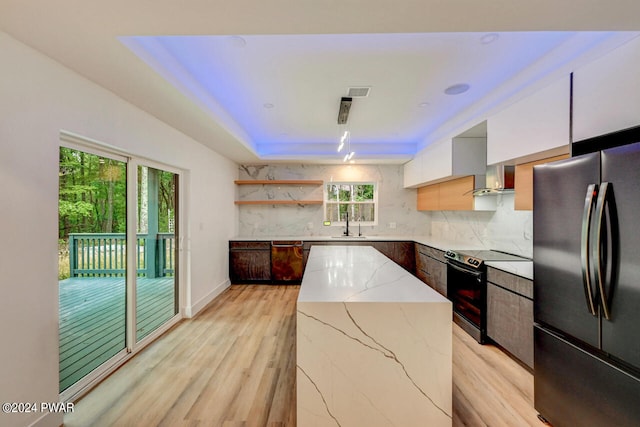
[{"left": 444, "top": 249, "right": 530, "bottom": 343}]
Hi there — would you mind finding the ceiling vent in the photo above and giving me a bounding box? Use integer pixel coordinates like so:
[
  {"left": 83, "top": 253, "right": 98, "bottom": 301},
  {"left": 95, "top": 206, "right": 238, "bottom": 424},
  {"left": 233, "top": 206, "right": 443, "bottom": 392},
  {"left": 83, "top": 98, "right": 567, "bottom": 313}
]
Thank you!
[
  {"left": 337, "top": 97, "right": 352, "bottom": 124},
  {"left": 347, "top": 87, "right": 371, "bottom": 97}
]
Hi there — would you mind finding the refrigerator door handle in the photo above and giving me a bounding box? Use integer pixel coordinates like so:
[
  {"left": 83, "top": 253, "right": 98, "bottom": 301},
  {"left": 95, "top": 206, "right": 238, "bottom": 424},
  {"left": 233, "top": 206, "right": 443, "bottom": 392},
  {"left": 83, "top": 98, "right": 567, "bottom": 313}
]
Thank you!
[
  {"left": 594, "top": 182, "right": 611, "bottom": 320},
  {"left": 581, "top": 184, "right": 598, "bottom": 316}
]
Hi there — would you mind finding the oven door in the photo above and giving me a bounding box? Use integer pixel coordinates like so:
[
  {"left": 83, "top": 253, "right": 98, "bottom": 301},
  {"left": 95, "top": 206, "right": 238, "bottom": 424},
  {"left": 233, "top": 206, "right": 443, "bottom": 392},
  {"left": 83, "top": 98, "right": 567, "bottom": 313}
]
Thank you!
[{"left": 447, "top": 261, "right": 486, "bottom": 342}]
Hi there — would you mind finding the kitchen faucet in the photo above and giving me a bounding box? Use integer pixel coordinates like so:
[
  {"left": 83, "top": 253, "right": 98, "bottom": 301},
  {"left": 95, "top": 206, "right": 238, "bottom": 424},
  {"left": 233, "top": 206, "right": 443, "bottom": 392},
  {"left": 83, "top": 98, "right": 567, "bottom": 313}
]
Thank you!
[{"left": 343, "top": 211, "right": 349, "bottom": 236}]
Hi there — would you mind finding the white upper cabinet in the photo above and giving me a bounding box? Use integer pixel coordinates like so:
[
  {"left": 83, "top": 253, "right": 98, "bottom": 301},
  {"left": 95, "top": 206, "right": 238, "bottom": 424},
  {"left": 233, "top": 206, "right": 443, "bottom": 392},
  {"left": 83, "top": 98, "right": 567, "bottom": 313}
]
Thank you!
[
  {"left": 573, "top": 36, "right": 640, "bottom": 142},
  {"left": 487, "top": 76, "right": 570, "bottom": 165},
  {"left": 403, "top": 155, "right": 421, "bottom": 188},
  {"left": 403, "top": 136, "right": 486, "bottom": 188}
]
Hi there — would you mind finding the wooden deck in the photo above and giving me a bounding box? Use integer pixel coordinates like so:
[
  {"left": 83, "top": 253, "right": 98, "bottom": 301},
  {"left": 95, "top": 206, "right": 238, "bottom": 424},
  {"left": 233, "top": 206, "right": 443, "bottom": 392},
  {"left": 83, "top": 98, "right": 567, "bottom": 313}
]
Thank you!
[{"left": 59, "top": 276, "right": 176, "bottom": 392}]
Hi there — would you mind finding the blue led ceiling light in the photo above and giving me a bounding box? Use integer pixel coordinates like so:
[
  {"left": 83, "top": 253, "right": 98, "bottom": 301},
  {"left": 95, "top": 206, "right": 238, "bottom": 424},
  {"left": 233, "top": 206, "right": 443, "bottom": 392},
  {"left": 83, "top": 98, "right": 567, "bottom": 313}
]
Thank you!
[{"left": 118, "top": 31, "right": 619, "bottom": 160}]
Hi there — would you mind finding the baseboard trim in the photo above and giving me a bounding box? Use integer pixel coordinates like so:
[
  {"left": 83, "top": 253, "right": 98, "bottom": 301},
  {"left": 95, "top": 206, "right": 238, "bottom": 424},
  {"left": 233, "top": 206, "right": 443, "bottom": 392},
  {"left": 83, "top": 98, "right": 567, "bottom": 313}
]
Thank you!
[
  {"left": 184, "top": 278, "right": 230, "bottom": 318},
  {"left": 29, "top": 410, "right": 63, "bottom": 427}
]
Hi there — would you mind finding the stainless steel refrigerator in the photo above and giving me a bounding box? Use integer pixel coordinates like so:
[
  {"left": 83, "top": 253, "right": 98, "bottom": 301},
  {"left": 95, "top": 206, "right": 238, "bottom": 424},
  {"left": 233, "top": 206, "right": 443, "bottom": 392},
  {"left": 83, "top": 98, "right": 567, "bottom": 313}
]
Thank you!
[{"left": 533, "top": 137, "right": 640, "bottom": 427}]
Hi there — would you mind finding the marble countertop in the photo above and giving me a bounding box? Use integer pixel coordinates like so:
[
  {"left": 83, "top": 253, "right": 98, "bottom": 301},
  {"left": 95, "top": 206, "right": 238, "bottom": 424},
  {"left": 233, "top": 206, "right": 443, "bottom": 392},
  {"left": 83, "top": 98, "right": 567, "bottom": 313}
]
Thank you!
[
  {"left": 230, "top": 235, "right": 534, "bottom": 280},
  {"left": 230, "top": 234, "right": 483, "bottom": 252},
  {"left": 299, "top": 245, "right": 449, "bottom": 303},
  {"left": 486, "top": 261, "right": 534, "bottom": 280}
]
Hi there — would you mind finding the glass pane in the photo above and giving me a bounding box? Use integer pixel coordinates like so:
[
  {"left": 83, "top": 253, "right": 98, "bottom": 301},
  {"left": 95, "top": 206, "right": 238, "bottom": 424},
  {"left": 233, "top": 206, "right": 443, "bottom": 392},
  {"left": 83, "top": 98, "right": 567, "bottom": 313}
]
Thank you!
[
  {"left": 58, "top": 147, "right": 127, "bottom": 393},
  {"left": 339, "top": 203, "right": 349, "bottom": 221},
  {"left": 338, "top": 184, "right": 352, "bottom": 202},
  {"left": 136, "top": 166, "right": 178, "bottom": 342},
  {"left": 358, "top": 203, "right": 375, "bottom": 222},
  {"left": 351, "top": 204, "right": 362, "bottom": 221},
  {"left": 326, "top": 184, "right": 338, "bottom": 202},
  {"left": 325, "top": 203, "right": 338, "bottom": 222},
  {"left": 354, "top": 184, "right": 374, "bottom": 201}
]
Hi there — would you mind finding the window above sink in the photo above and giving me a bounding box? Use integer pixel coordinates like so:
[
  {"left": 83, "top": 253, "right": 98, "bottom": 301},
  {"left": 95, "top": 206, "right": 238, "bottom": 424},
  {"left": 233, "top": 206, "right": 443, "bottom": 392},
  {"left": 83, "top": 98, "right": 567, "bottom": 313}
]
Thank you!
[{"left": 324, "top": 182, "right": 378, "bottom": 226}]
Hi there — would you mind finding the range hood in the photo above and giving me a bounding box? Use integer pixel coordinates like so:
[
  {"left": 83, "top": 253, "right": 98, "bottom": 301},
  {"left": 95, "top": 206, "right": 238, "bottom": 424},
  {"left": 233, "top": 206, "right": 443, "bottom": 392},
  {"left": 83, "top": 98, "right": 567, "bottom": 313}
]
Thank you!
[{"left": 473, "top": 165, "right": 515, "bottom": 196}]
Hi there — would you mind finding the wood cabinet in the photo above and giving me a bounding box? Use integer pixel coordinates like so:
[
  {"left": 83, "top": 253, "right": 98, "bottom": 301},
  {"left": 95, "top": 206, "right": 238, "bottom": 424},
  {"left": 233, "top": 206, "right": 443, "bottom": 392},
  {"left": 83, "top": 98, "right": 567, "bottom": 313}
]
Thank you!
[
  {"left": 372, "top": 241, "right": 416, "bottom": 273},
  {"left": 415, "top": 244, "right": 447, "bottom": 296},
  {"left": 229, "top": 241, "right": 271, "bottom": 283},
  {"left": 514, "top": 154, "right": 569, "bottom": 210},
  {"left": 418, "top": 176, "right": 474, "bottom": 211},
  {"left": 486, "top": 267, "right": 533, "bottom": 369},
  {"left": 230, "top": 239, "right": 418, "bottom": 284},
  {"left": 417, "top": 176, "right": 496, "bottom": 211},
  {"left": 487, "top": 76, "right": 570, "bottom": 165},
  {"left": 417, "top": 183, "right": 441, "bottom": 210},
  {"left": 302, "top": 240, "right": 415, "bottom": 274},
  {"left": 573, "top": 36, "right": 640, "bottom": 143},
  {"left": 234, "top": 180, "right": 323, "bottom": 205},
  {"left": 438, "top": 176, "right": 475, "bottom": 210}
]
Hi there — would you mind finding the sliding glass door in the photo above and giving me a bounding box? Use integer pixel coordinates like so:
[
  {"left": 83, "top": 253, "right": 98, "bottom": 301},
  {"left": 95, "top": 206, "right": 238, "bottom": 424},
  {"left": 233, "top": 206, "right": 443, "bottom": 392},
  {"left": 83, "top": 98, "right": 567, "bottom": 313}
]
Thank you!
[
  {"left": 58, "top": 146, "right": 180, "bottom": 395},
  {"left": 58, "top": 147, "right": 128, "bottom": 393},
  {"left": 135, "top": 165, "right": 178, "bottom": 341}
]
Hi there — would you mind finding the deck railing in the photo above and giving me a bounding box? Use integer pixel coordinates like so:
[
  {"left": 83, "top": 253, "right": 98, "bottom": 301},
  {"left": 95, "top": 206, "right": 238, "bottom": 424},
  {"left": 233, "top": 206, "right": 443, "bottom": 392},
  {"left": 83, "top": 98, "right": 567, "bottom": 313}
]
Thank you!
[{"left": 68, "top": 233, "right": 175, "bottom": 277}]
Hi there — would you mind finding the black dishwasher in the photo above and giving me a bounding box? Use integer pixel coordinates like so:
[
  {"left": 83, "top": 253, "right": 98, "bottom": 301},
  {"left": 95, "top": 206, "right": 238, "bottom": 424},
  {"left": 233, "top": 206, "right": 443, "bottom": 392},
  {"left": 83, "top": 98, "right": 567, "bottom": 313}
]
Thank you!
[{"left": 271, "top": 241, "right": 304, "bottom": 283}]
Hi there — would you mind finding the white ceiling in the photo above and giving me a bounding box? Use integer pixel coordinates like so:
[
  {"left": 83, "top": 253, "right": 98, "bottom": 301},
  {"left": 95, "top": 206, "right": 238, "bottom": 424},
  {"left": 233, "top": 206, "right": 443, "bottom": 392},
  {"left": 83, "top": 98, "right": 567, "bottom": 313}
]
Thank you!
[{"left": 2, "top": 1, "right": 640, "bottom": 164}]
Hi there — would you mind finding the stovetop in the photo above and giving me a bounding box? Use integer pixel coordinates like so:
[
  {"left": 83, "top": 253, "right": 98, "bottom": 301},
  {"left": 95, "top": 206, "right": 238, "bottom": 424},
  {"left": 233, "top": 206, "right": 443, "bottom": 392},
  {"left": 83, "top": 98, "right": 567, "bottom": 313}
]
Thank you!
[{"left": 444, "top": 249, "right": 529, "bottom": 269}]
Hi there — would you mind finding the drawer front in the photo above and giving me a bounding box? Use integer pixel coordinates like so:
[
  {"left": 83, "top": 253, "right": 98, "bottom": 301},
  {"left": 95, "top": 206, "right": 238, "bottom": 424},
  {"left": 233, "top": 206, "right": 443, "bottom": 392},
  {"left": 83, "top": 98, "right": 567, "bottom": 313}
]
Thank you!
[
  {"left": 416, "top": 244, "right": 446, "bottom": 263},
  {"left": 230, "top": 241, "right": 271, "bottom": 250},
  {"left": 416, "top": 251, "right": 447, "bottom": 296},
  {"left": 487, "top": 267, "right": 533, "bottom": 299}
]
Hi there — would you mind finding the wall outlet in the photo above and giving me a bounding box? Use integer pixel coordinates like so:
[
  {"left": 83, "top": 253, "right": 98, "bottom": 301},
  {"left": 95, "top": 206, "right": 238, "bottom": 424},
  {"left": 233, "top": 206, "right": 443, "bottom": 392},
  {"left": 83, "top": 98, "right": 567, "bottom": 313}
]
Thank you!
[
  {"left": 388, "top": 222, "right": 396, "bottom": 229},
  {"left": 307, "top": 222, "right": 314, "bottom": 229}
]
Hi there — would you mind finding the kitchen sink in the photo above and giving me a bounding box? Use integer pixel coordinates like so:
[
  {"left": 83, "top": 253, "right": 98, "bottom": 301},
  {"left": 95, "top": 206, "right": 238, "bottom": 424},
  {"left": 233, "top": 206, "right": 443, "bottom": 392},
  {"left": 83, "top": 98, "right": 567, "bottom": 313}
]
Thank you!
[{"left": 331, "top": 235, "right": 367, "bottom": 239}]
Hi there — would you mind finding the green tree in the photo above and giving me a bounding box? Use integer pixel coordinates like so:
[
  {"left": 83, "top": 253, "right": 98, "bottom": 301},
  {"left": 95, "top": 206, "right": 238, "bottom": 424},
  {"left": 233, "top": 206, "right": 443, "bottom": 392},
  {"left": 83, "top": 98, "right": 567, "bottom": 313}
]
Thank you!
[{"left": 58, "top": 147, "right": 127, "bottom": 238}]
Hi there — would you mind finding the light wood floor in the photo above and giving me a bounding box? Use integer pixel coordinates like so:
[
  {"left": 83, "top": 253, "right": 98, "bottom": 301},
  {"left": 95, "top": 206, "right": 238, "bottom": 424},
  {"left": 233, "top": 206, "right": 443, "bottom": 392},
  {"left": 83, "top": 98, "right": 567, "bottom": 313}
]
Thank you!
[{"left": 64, "top": 284, "right": 543, "bottom": 426}]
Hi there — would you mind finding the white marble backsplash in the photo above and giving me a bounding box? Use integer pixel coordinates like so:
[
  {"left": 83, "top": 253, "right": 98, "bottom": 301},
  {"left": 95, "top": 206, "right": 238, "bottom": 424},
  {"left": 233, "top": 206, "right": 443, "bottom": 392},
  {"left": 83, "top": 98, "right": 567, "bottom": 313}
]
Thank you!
[
  {"left": 237, "top": 164, "right": 427, "bottom": 237},
  {"left": 426, "top": 193, "right": 533, "bottom": 258},
  {"left": 236, "top": 165, "right": 533, "bottom": 258}
]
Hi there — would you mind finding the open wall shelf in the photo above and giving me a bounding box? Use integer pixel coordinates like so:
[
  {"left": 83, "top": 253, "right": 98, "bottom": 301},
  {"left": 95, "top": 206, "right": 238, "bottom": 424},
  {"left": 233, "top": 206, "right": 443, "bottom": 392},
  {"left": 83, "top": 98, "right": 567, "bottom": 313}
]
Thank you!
[
  {"left": 234, "top": 200, "right": 323, "bottom": 205},
  {"left": 234, "top": 179, "right": 324, "bottom": 205},
  {"left": 234, "top": 180, "right": 323, "bottom": 185}
]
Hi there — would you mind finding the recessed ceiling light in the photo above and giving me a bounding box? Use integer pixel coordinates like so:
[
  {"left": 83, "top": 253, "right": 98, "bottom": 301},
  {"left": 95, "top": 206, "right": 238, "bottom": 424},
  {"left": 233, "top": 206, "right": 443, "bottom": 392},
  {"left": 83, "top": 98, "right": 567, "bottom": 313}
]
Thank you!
[
  {"left": 263, "top": 103, "right": 274, "bottom": 109},
  {"left": 444, "top": 83, "right": 470, "bottom": 95},
  {"left": 480, "top": 33, "right": 500, "bottom": 45}
]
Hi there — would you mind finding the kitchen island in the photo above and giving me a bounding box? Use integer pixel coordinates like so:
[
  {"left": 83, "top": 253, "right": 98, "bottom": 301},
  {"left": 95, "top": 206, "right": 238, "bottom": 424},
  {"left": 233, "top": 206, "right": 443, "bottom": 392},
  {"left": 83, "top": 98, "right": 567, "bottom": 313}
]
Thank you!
[{"left": 297, "top": 245, "right": 452, "bottom": 426}]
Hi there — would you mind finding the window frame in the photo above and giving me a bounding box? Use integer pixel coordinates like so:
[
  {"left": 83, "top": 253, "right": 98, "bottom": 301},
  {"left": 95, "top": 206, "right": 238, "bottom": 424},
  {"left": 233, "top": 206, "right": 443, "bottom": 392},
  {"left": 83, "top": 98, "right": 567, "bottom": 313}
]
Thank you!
[{"left": 323, "top": 181, "right": 378, "bottom": 226}]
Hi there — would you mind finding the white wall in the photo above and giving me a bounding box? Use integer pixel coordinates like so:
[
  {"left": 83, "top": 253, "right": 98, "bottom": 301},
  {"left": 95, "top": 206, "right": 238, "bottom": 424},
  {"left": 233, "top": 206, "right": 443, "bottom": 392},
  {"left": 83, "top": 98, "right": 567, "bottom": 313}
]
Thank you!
[{"left": 0, "top": 32, "right": 237, "bottom": 427}]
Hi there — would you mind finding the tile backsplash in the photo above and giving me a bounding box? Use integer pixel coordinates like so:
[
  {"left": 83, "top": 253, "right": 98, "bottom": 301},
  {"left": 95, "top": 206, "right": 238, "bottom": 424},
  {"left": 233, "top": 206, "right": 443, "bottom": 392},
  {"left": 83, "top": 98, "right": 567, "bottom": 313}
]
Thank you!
[{"left": 236, "top": 164, "right": 533, "bottom": 258}]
